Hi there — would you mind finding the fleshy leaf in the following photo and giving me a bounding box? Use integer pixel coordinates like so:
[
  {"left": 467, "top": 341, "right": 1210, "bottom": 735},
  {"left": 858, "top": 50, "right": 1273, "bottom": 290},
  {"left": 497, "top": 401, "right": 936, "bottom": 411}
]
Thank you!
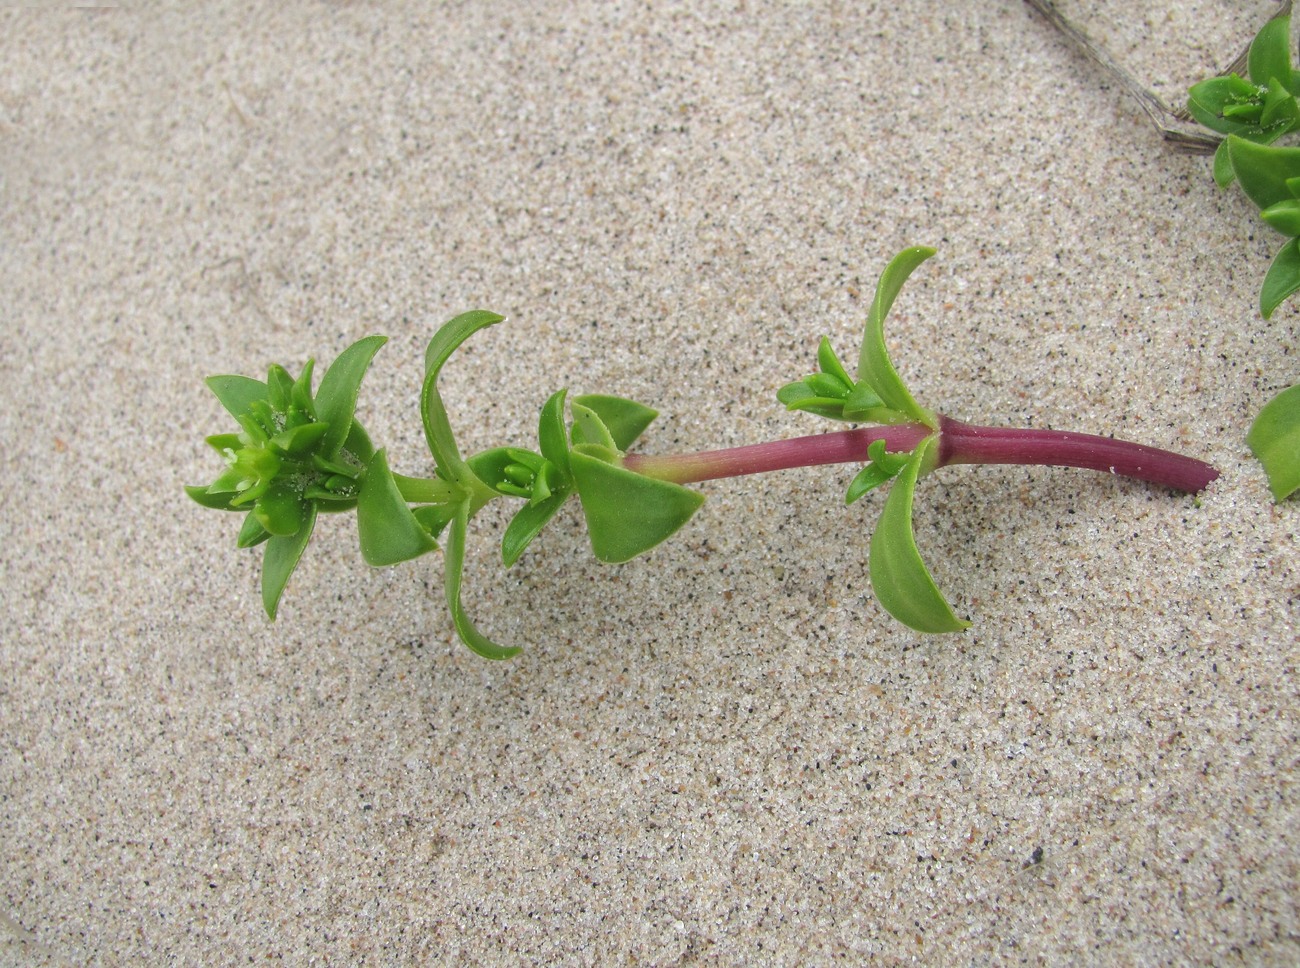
[
  {"left": 271, "top": 421, "right": 330, "bottom": 457},
  {"left": 443, "top": 501, "right": 521, "bottom": 660},
  {"left": 867, "top": 437, "right": 969, "bottom": 633},
  {"left": 817, "top": 336, "right": 853, "bottom": 387},
  {"left": 314, "top": 335, "right": 387, "bottom": 459},
  {"left": 421, "top": 311, "right": 504, "bottom": 493},
  {"left": 1260, "top": 237, "right": 1300, "bottom": 318},
  {"left": 570, "top": 447, "right": 705, "bottom": 563},
  {"left": 206, "top": 374, "right": 268, "bottom": 420},
  {"left": 1187, "top": 75, "right": 1268, "bottom": 136},
  {"left": 236, "top": 511, "right": 270, "bottom": 548},
  {"left": 266, "top": 364, "right": 295, "bottom": 412},
  {"left": 411, "top": 503, "right": 456, "bottom": 541},
  {"left": 570, "top": 403, "right": 619, "bottom": 452},
  {"left": 572, "top": 394, "right": 657, "bottom": 451},
  {"left": 255, "top": 485, "right": 307, "bottom": 537},
  {"left": 858, "top": 246, "right": 937, "bottom": 427},
  {"left": 1226, "top": 136, "right": 1300, "bottom": 210},
  {"left": 845, "top": 439, "right": 912, "bottom": 505},
  {"left": 537, "top": 389, "right": 572, "bottom": 475},
  {"left": 842, "top": 382, "right": 907, "bottom": 424},
  {"left": 261, "top": 504, "right": 318, "bottom": 619},
  {"left": 777, "top": 381, "right": 852, "bottom": 420},
  {"left": 468, "top": 447, "right": 547, "bottom": 498},
  {"left": 1260, "top": 198, "right": 1300, "bottom": 235},
  {"left": 357, "top": 449, "right": 439, "bottom": 566},
  {"left": 186, "top": 484, "right": 239, "bottom": 510},
  {"left": 501, "top": 487, "right": 571, "bottom": 566},
  {"left": 1247, "top": 15, "right": 1293, "bottom": 89},
  {"left": 1213, "top": 138, "right": 1236, "bottom": 188},
  {"left": 1247, "top": 382, "right": 1300, "bottom": 500}
]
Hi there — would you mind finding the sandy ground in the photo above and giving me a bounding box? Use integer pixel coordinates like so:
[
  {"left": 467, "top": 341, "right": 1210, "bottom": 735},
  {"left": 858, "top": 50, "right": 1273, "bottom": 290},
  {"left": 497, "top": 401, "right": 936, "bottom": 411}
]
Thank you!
[{"left": 2, "top": 1, "right": 1296, "bottom": 963}]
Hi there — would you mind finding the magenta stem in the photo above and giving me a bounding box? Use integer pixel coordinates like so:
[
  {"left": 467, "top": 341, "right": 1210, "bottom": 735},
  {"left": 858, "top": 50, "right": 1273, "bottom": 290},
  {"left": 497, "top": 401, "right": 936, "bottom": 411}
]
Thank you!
[
  {"left": 935, "top": 416, "right": 1218, "bottom": 492},
  {"left": 623, "top": 416, "right": 1218, "bottom": 493},
  {"left": 624, "top": 425, "right": 934, "bottom": 484}
]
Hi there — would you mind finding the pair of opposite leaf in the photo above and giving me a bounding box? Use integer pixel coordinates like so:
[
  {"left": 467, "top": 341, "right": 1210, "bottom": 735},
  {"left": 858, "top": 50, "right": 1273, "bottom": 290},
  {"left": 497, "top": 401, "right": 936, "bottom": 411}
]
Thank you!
[
  {"left": 1186, "top": 12, "right": 1300, "bottom": 500},
  {"left": 189, "top": 248, "right": 968, "bottom": 655}
]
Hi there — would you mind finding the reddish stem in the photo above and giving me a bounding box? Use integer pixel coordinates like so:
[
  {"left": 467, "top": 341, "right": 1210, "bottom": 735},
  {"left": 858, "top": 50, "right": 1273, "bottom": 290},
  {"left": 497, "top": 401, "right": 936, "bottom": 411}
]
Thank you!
[{"left": 623, "top": 417, "right": 1218, "bottom": 493}]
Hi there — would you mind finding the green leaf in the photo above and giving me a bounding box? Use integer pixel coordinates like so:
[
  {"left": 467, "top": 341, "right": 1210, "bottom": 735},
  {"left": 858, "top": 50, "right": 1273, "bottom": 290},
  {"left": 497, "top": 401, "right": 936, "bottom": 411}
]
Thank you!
[
  {"left": 255, "top": 484, "right": 307, "bottom": 536},
  {"left": 236, "top": 511, "right": 270, "bottom": 548},
  {"left": 1247, "top": 382, "right": 1300, "bottom": 500},
  {"left": 411, "top": 503, "right": 456, "bottom": 541},
  {"left": 777, "top": 381, "right": 851, "bottom": 420},
  {"left": 421, "top": 311, "right": 504, "bottom": 492},
  {"left": 290, "top": 359, "right": 316, "bottom": 415},
  {"left": 572, "top": 394, "right": 657, "bottom": 451},
  {"left": 858, "top": 246, "right": 937, "bottom": 427},
  {"left": 867, "top": 437, "right": 969, "bottom": 634},
  {"left": 261, "top": 504, "right": 318, "bottom": 620},
  {"left": 186, "top": 484, "right": 239, "bottom": 510},
  {"left": 206, "top": 374, "right": 268, "bottom": 419},
  {"left": 1248, "top": 15, "right": 1293, "bottom": 89},
  {"left": 537, "top": 389, "right": 572, "bottom": 475},
  {"left": 1260, "top": 77, "right": 1300, "bottom": 129},
  {"left": 501, "top": 487, "right": 571, "bottom": 566},
  {"left": 1260, "top": 198, "right": 1300, "bottom": 235},
  {"left": 842, "top": 381, "right": 907, "bottom": 424},
  {"left": 443, "top": 501, "right": 521, "bottom": 660},
  {"left": 357, "top": 449, "right": 439, "bottom": 566},
  {"left": 314, "top": 335, "right": 387, "bottom": 459},
  {"left": 342, "top": 419, "right": 376, "bottom": 464},
  {"left": 1187, "top": 75, "right": 1264, "bottom": 135},
  {"left": 817, "top": 337, "right": 853, "bottom": 387},
  {"left": 570, "top": 403, "right": 619, "bottom": 452},
  {"left": 271, "top": 421, "right": 330, "bottom": 457},
  {"left": 1226, "top": 135, "right": 1300, "bottom": 210},
  {"left": 570, "top": 447, "right": 705, "bottom": 563},
  {"left": 845, "top": 439, "right": 911, "bottom": 505},
  {"left": 1213, "top": 138, "right": 1236, "bottom": 188},
  {"left": 270, "top": 364, "right": 298, "bottom": 412},
  {"left": 1260, "top": 237, "right": 1300, "bottom": 318},
  {"left": 467, "top": 447, "right": 546, "bottom": 498}
]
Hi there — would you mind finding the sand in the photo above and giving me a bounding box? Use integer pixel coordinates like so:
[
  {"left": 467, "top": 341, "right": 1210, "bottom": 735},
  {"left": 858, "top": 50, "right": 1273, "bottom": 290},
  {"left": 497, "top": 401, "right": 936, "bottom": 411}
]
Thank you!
[{"left": 1, "top": 1, "right": 1296, "bottom": 963}]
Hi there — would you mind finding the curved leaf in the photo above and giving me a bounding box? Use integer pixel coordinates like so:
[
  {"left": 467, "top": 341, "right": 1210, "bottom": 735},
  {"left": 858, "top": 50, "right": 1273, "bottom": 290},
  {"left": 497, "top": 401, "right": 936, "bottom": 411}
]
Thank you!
[
  {"left": 571, "top": 394, "right": 657, "bottom": 451},
  {"left": 261, "top": 504, "right": 318, "bottom": 619},
  {"left": 206, "top": 374, "right": 268, "bottom": 419},
  {"left": 867, "top": 437, "right": 969, "bottom": 634},
  {"left": 186, "top": 483, "right": 239, "bottom": 510},
  {"left": 420, "top": 311, "right": 504, "bottom": 494},
  {"left": 1248, "top": 15, "right": 1293, "bottom": 88},
  {"left": 501, "top": 487, "right": 571, "bottom": 566},
  {"left": 845, "top": 439, "right": 911, "bottom": 505},
  {"left": 570, "top": 447, "right": 705, "bottom": 563},
  {"left": 315, "top": 335, "right": 387, "bottom": 459},
  {"left": 1261, "top": 237, "right": 1300, "bottom": 318},
  {"left": 858, "top": 246, "right": 937, "bottom": 427},
  {"left": 357, "top": 449, "right": 439, "bottom": 566},
  {"left": 1227, "top": 135, "right": 1300, "bottom": 210},
  {"left": 570, "top": 402, "right": 618, "bottom": 452},
  {"left": 443, "top": 501, "right": 521, "bottom": 660},
  {"left": 1247, "top": 382, "right": 1300, "bottom": 500},
  {"left": 537, "top": 388, "right": 572, "bottom": 475}
]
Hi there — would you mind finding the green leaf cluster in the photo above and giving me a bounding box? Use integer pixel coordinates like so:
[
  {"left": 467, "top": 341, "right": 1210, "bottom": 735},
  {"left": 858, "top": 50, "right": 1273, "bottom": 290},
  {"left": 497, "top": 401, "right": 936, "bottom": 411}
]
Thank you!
[
  {"left": 1187, "top": 15, "right": 1300, "bottom": 187},
  {"left": 1189, "top": 13, "right": 1300, "bottom": 501},
  {"left": 191, "top": 311, "right": 704, "bottom": 657},
  {"left": 781, "top": 246, "right": 969, "bottom": 634},
  {"left": 187, "top": 336, "right": 388, "bottom": 618},
  {"left": 1188, "top": 16, "right": 1300, "bottom": 317}
]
